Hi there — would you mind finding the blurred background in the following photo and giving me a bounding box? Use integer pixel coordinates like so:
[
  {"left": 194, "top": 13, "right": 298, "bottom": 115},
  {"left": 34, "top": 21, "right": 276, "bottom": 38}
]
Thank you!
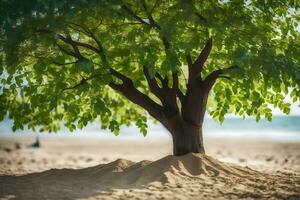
[
  {"left": 1, "top": 107, "right": 299, "bottom": 142},
  {"left": 1, "top": 88, "right": 300, "bottom": 142}
]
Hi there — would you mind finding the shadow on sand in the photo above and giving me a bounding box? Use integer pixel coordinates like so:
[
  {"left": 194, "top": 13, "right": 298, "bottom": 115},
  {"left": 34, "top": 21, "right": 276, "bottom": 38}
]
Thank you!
[{"left": 0, "top": 159, "right": 148, "bottom": 200}]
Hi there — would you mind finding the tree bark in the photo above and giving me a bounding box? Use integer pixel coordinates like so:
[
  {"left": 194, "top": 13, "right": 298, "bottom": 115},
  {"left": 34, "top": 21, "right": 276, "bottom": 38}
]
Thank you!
[{"left": 164, "top": 115, "right": 205, "bottom": 156}]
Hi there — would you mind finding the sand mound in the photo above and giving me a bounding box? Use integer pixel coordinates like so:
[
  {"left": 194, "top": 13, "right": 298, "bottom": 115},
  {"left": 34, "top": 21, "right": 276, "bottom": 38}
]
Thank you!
[
  {"left": 10, "top": 153, "right": 266, "bottom": 186},
  {"left": 104, "top": 153, "right": 265, "bottom": 185},
  {"left": 43, "top": 153, "right": 264, "bottom": 187},
  {"left": 1, "top": 153, "right": 299, "bottom": 200}
]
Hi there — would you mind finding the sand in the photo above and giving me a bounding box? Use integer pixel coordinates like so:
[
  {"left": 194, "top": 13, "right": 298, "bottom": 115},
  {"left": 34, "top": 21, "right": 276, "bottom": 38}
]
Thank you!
[{"left": 0, "top": 137, "right": 299, "bottom": 200}]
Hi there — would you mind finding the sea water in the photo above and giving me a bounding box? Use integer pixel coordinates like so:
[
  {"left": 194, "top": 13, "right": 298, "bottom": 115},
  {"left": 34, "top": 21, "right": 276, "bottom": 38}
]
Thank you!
[{"left": 0, "top": 116, "right": 299, "bottom": 142}]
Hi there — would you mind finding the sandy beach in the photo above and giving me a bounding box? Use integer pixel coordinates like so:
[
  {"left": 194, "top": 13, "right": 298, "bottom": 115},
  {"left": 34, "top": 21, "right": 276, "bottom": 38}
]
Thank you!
[{"left": 0, "top": 136, "right": 299, "bottom": 199}]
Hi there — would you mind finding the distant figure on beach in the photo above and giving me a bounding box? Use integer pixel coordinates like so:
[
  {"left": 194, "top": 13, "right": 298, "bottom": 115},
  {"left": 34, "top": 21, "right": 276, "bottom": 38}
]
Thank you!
[{"left": 30, "top": 136, "right": 40, "bottom": 148}]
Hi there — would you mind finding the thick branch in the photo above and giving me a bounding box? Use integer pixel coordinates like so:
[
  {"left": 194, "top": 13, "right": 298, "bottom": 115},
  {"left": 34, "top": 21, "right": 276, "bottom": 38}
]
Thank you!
[
  {"left": 171, "top": 72, "right": 184, "bottom": 104},
  {"left": 172, "top": 72, "right": 178, "bottom": 91},
  {"left": 188, "top": 38, "right": 212, "bottom": 83},
  {"left": 155, "top": 73, "right": 168, "bottom": 88},
  {"left": 142, "top": 66, "right": 180, "bottom": 117},
  {"left": 186, "top": 54, "right": 193, "bottom": 69},
  {"left": 203, "top": 65, "right": 237, "bottom": 89},
  {"left": 176, "top": 88, "right": 185, "bottom": 104},
  {"left": 218, "top": 75, "right": 231, "bottom": 80},
  {"left": 110, "top": 67, "right": 170, "bottom": 118},
  {"left": 143, "top": 66, "right": 163, "bottom": 100},
  {"left": 108, "top": 82, "right": 166, "bottom": 122},
  {"left": 109, "top": 68, "right": 133, "bottom": 86},
  {"left": 194, "top": 38, "right": 212, "bottom": 70}
]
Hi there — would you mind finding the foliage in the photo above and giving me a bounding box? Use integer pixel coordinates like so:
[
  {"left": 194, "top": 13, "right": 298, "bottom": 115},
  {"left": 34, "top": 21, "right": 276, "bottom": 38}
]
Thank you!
[{"left": 0, "top": 0, "right": 299, "bottom": 134}]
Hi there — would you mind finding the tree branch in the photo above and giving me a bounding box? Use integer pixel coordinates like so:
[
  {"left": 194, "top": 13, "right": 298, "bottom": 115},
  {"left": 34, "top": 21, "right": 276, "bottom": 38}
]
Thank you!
[
  {"left": 143, "top": 66, "right": 180, "bottom": 117},
  {"left": 121, "top": 4, "right": 150, "bottom": 25},
  {"left": 171, "top": 72, "right": 184, "bottom": 105},
  {"left": 143, "top": 66, "right": 163, "bottom": 100},
  {"left": 218, "top": 75, "right": 231, "bottom": 80},
  {"left": 109, "top": 68, "right": 133, "bottom": 86},
  {"left": 172, "top": 72, "right": 178, "bottom": 91},
  {"left": 57, "top": 34, "right": 101, "bottom": 55},
  {"left": 67, "top": 22, "right": 106, "bottom": 55},
  {"left": 195, "top": 12, "right": 207, "bottom": 21},
  {"left": 122, "top": 2, "right": 170, "bottom": 51},
  {"left": 108, "top": 82, "right": 166, "bottom": 122},
  {"left": 63, "top": 79, "right": 87, "bottom": 91},
  {"left": 109, "top": 67, "right": 178, "bottom": 120},
  {"left": 149, "top": 0, "right": 161, "bottom": 14},
  {"left": 188, "top": 37, "right": 212, "bottom": 83},
  {"left": 194, "top": 38, "right": 212, "bottom": 69},
  {"left": 155, "top": 73, "right": 168, "bottom": 89},
  {"left": 186, "top": 54, "right": 193, "bottom": 69},
  {"left": 176, "top": 88, "right": 185, "bottom": 104},
  {"left": 203, "top": 65, "right": 237, "bottom": 90},
  {"left": 55, "top": 42, "right": 79, "bottom": 58},
  {"left": 62, "top": 73, "right": 102, "bottom": 91},
  {"left": 57, "top": 33, "right": 110, "bottom": 68},
  {"left": 53, "top": 61, "right": 77, "bottom": 66}
]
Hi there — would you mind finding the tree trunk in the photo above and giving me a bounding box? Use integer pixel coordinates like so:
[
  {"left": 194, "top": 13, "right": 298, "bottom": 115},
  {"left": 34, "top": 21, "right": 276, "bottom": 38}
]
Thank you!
[{"left": 165, "top": 116, "right": 205, "bottom": 156}]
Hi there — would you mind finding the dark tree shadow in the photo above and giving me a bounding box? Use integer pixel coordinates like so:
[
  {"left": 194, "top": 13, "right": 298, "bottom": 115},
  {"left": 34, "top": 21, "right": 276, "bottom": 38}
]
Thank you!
[{"left": 0, "top": 160, "right": 151, "bottom": 200}]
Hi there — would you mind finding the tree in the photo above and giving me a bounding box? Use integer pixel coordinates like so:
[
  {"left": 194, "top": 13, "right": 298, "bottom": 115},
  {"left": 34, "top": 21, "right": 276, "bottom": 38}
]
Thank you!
[{"left": 0, "top": 0, "right": 299, "bottom": 156}]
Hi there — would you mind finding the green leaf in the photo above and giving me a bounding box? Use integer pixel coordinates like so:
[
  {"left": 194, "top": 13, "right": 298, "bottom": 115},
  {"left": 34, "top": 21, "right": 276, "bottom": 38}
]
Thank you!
[
  {"left": 109, "top": 120, "right": 120, "bottom": 136},
  {"left": 265, "top": 113, "right": 272, "bottom": 122},
  {"left": 75, "top": 59, "right": 94, "bottom": 73},
  {"left": 136, "top": 116, "right": 148, "bottom": 136},
  {"left": 255, "top": 114, "right": 261, "bottom": 122},
  {"left": 219, "top": 115, "right": 225, "bottom": 123}
]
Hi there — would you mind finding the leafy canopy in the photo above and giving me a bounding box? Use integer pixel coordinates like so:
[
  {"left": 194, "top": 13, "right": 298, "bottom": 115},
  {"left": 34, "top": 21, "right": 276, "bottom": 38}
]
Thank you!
[{"left": 0, "top": 0, "right": 299, "bottom": 134}]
